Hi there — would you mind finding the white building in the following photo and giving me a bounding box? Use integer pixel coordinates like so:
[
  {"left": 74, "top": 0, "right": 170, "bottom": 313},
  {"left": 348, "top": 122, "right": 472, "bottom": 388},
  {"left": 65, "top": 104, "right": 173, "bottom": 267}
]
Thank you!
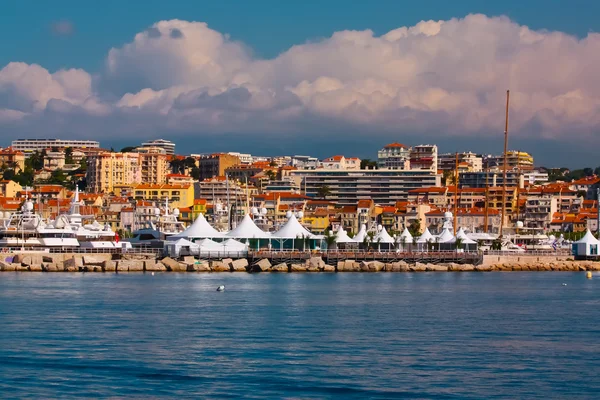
[
  {"left": 439, "top": 152, "right": 483, "bottom": 172},
  {"left": 377, "top": 142, "right": 410, "bottom": 169},
  {"left": 139, "top": 139, "right": 175, "bottom": 155},
  {"left": 321, "top": 155, "right": 361, "bottom": 170},
  {"left": 291, "top": 155, "right": 320, "bottom": 169},
  {"left": 11, "top": 139, "right": 100, "bottom": 155},
  {"left": 228, "top": 152, "right": 253, "bottom": 164}
]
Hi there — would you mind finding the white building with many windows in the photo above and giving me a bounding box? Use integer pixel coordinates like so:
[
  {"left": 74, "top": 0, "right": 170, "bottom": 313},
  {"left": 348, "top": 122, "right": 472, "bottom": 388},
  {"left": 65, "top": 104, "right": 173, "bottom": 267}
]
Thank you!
[{"left": 11, "top": 139, "right": 100, "bottom": 155}]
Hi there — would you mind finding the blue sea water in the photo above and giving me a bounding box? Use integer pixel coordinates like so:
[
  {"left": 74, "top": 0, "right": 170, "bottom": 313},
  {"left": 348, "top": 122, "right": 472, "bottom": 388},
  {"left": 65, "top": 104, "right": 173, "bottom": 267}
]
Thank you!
[{"left": 0, "top": 272, "right": 599, "bottom": 399}]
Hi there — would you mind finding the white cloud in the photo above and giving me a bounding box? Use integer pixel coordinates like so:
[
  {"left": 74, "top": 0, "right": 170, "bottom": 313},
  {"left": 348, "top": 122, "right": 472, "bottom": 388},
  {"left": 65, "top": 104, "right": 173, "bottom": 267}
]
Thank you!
[{"left": 1, "top": 14, "right": 600, "bottom": 146}]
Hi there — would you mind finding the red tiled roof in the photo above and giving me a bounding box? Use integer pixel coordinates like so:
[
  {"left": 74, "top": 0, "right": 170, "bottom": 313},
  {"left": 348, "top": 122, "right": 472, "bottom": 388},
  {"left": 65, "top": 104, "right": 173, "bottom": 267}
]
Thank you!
[{"left": 384, "top": 142, "right": 408, "bottom": 149}]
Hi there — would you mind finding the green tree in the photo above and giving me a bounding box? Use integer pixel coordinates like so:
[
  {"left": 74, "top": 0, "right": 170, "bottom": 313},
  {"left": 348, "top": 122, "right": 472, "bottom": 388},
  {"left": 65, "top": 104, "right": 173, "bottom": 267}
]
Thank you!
[
  {"left": 120, "top": 146, "right": 136, "bottom": 153},
  {"left": 324, "top": 230, "right": 337, "bottom": 251},
  {"left": 360, "top": 159, "right": 378, "bottom": 169},
  {"left": 316, "top": 185, "right": 331, "bottom": 199},
  {"left": 408, "top": 219, "right": 421, "bottom": 237},
  {"left": 64, "top": 147, "right": 74, "bottom": 164},
  {"left": 265, "top": 170, "right": 276, "bottom": 180},
  {"left": 26, "top": 151, "right": 44, "bottom": 171},
  {"left": 190, "top": 166, "right": 201, "bottom": 180}
]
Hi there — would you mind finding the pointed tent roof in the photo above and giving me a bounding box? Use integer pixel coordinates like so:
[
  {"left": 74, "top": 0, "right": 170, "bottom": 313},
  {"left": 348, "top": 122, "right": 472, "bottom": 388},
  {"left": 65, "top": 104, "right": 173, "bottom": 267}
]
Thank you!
[
  {"left": 353, "top": 224, "right": 368, "bottom": 243},
  {"left": 417, "top": 227, "right": 434, "bottom": 243},
  {"left": 335, "top": 226, "right": 354, "bottom": 243},
  {"left": 171, "top": 214, "right": 223, "bottom": 239},
  {"left": 374, "top": 227, "right": 395, "bottom": 244},
  {"left": 574, "top": 229, "right": 600, "bottom": 245},
  {"left": 448, "top": 227, "right": 477, "bottom": 244},
  {"left": 169, "top": 238, "right": 197, "bottom": 247},
  {"left": 196, "top": 238, "right": 223, "bottom": 249},
  {"left": 437, "top": 228, "right": 455, "bottom": 243},
  {"left": 272, "top": 214, "right": 314, "bottom": 238},
  {"left": 226, "top": 214, "right": 270, "bottom": 239},
  {"left": 222, "top": 238, "right": 249, "bottom": 250},
  {"left": 399, "top": 227, "right": 413, "bottom": 241}
]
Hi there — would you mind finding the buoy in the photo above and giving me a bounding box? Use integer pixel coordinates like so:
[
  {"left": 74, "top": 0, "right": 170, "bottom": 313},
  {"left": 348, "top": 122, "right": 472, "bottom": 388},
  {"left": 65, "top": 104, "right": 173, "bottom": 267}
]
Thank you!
[
  {"left": 217, "top": 285, "right": 225, "bottom": 292},
  {"left": 562, "top": 283, "right": 567, "bottom": 286},
  {"left": 151, "top": 272, "right": 155, "bottom": 276},
  {"left": 586, "top": 271, "right": 592, "bottom": 279}
]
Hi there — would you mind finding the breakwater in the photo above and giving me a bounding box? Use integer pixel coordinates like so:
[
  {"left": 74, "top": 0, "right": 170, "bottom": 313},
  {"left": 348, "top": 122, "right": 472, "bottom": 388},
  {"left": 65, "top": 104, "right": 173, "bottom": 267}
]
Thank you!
[{"left": 0, "top": 252, "right": 599, "bottom": 272}]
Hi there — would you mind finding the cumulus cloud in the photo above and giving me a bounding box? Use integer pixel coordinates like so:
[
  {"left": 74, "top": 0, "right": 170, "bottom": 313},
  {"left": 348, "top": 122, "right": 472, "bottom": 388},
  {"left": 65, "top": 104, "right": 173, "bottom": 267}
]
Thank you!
[{"left": 2, "top": 14, "right": 600, "bottom": 152}]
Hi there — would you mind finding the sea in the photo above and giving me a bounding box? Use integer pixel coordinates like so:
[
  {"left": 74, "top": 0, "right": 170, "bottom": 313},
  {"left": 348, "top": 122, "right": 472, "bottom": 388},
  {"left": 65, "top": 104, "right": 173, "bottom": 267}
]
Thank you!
[{"left": 0, "top": 272, "right": 599, "bottom": 399}]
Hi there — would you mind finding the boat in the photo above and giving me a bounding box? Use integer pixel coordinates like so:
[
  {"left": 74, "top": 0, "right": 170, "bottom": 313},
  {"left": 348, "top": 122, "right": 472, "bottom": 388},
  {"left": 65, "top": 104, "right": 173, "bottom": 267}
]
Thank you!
[
  {"left": 60, "top": 188, "right": 131, "bottom": 250},
  {"left": 127, "top": 199, "right": 186, "bottom": 248},
  {"left": 0, "top": 199, "right": 79, "bottom": 249}
]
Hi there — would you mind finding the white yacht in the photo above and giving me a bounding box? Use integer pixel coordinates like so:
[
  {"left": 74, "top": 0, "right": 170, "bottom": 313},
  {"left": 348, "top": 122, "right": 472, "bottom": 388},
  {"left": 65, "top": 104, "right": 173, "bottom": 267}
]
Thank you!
[
  {"left": 0, "top": 199, "right": 79, "bottom": 249},
  {"left": 60, "top": 188, "right": 131, "bottom": 250},
  {"left": 127, "top": 199, "right": 186, "bottom": 247}
]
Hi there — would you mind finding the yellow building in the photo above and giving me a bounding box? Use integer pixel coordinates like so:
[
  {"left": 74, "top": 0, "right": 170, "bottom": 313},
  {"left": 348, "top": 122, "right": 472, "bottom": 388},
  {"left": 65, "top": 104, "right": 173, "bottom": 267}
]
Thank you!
[
  {"left": 86, "top": 152, "right": 141, "bottom": 193},
  {"left": 303, "top": 208, "right": 332, "bottom": 233},
  {"left": 192, "top": 199, "right": 208, "bottom": 220},
  {"left": 0, "top": 180, "right": 23, "bottom": 197},
  {"left": 137, "top": 147, "right": 169, "bottom": 185},
  {"left": 0, "top": 147, "right": 26, "bottom": 171},
  {"left": 132, "top": 183, "right": 194, "bottom": 209}
]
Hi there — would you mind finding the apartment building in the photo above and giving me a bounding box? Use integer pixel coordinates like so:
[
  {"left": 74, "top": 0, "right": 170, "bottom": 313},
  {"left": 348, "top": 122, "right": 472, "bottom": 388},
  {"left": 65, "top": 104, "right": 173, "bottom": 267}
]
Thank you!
[
  {"left": 11, "top": 139, "right": 100, "bottom": 155},
  {"left": 438, "top": 152, "right": 483, "bottom": 172},
  {"left": 86, "top": 152, "right": 141, "bottom": 193},
  {"left": 137, "top": 147, "right": 169, "bottom": 185},
  {"left": 289, "top": 169, "right": 441, "bottom": 206},
  {"left": 486, "top": 151, "right": 534, "bottom": 170},
  {"left": 321, "top": 155, "right": 361, "bottom": 170},
  {"left": 0, "top": 147, "right": 26, "bottom": 171},
  {"left": 139, "top": 139, "right": 175, "bottom": 155},
  {"left": 425, "top": 208, "right": 502, "bottom": 234},
  {"left": 132, "top": 183, "right": 194, "bottom": 209},
  {"left": 409, "top": 144, "right": 438, "bottom": 171},
  {"left": 523, "top": 196, "right": 558, "bottom": 232},
  {"left": 377, "top": 142, "right": 410, "bottom": 169},
  {"left": 197, "top": 153, "right": 240, "bottom": 181},
  {"left": 459, "top": 171, "right": 524, "bottom": 189}
]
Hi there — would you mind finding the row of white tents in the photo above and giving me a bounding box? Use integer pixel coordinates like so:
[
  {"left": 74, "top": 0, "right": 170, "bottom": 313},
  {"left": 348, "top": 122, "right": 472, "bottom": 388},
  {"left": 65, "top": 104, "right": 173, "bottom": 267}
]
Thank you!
[{"left": 164, "top": 213, "right": 479, "bottom": 256}]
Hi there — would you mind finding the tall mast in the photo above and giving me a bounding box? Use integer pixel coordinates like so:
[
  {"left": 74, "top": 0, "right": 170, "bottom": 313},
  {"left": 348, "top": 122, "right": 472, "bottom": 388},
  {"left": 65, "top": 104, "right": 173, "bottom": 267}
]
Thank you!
[
  {"left": 500, "top": 90, "right": 510, "bottom": 238},
  {"left": 454, "top": 152, "right": 458, "bottom": 235},
  {"left": 484, "top": 158, "right": 489, "bottom": 233}
]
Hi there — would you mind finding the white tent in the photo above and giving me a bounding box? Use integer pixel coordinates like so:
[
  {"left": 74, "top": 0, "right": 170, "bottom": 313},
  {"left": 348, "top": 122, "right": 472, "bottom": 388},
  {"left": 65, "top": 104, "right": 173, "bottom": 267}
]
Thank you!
[
  {"left": 399, "top": 227, "right": 413, "bottom": 242},
  {"left": 451, "top": 228, "right": 477, "bottom": 244},
  {"left": 335, "top": 226, "right": 355, "bottom": 243},
  {"left": 373, "top": 227, "right": 395, "bottom": 244},
  {"left": 226, "top": 214, "right": 270, "bottom": 239},
  {"left": 572, "top": 229, "right": 600, "bottom": 257},
  {"left": 272, "top": 214, "right": 314, "bottom": 238},
  {"left": 170, "top": 213, "right": 223, "bottom": 239},
  {"left": 437, "top": 228, "right": 455, "bottom": 243},
  {"left": 164, "top": 238, "right": 200, "bottom": 257},
  {"left": 417, "top": 227, "right": 434, "bottom": 244},
  {"left": 222, "top": 238, "right": 249, "bottom": 252},
  {"left": 353, "top": 224, "right": 368, "bottom": 243}
]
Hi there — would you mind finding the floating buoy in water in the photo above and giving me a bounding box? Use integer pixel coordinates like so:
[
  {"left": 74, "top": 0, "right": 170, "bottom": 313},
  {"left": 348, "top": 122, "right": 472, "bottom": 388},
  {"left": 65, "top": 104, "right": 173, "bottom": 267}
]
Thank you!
[
  {"left": 151, "top": 272, "right": 155, "bottom": 276},
  {"left": 562, "top": 283, "right": 567, "bottom": 286},
  {"left": 217, "top": 285, "right": 225, "bottom": 292},
  {"left": 586, "top": 271, "right": 592, "bottom": 279}
]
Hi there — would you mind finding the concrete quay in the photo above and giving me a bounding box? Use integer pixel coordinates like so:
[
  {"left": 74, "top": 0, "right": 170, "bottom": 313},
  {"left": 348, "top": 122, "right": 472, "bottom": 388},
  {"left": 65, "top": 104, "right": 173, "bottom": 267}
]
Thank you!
[{"left": 0, "top": 252, "right": 599, "bottom": 273}]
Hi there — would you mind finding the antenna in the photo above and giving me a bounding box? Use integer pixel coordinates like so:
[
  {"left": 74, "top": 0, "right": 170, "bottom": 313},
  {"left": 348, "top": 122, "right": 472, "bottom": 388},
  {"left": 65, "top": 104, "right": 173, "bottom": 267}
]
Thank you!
[
  {"left": 500, "top": 89, "right": 510, "bottom": 238},
  {"left": 454, "top": 152, "right": 458, "bottom": 235}
]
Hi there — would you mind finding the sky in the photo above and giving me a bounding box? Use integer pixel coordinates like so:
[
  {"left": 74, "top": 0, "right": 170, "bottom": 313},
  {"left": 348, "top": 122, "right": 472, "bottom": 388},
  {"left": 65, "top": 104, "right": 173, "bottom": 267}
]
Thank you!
[{"left": 1, "top": 0, "right": 600, "bottom": 167}]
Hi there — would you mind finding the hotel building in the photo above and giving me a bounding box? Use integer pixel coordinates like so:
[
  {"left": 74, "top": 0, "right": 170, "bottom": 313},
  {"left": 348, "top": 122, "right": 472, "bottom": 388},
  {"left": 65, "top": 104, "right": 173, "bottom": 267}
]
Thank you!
[{"left": 11, "top": 139, "right": 100, "bottom": 155}]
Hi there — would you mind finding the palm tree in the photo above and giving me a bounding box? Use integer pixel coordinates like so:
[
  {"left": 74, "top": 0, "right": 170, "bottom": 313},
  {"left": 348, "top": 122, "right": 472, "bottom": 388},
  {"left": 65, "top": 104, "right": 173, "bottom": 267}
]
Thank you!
[
  {"left": 324, "top": 230, "right": 337, "bottom": 252},
  {"left": 400, "top": 236, "right": 407, "bottom": 252},
  {"left": 316, "top": 185, "right": 332, "bottom": 199},
  {"left": 454, "top": 237, "right": 464, "bottom": 252}
]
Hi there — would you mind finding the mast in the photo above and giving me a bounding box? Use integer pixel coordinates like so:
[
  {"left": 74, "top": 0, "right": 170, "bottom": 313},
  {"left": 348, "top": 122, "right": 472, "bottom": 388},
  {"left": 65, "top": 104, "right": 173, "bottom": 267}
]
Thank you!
[
  {"left": 454, "top": 152, "right": 458, "bottom": 235},
  {"left": 484, "top": 158, "right": 489, "bottom": 233},
  {"left": 226, "top": 174, "right": 231, "bottom": 230},
  {"left": 245, "top": 176, "right": 250, "bottom": 215},
  {"left": 500, "top": 89, "right": 510, "bottom": 238}
]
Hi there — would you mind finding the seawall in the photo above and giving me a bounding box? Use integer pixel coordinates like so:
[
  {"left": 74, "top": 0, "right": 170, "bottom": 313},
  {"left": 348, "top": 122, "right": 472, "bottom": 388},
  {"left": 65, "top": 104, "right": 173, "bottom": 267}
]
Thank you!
[{"left": 0, "top": 252, "right": 599, "bottom": 273}]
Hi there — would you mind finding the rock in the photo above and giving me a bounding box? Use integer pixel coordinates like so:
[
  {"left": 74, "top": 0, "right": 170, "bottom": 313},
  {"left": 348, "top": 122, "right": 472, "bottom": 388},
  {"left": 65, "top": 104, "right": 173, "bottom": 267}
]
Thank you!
[
  {"left": 309, "top": 257, "right": 325, "bottom": 269},
  {"left": 182, "top": 256, "right": 196, "bottom": 265},
  {"left": 43, "top": 263, "right": 59, "bottom": 272},
  {"left": 16, "top": 266, "right": 29, "bottom": 272},
  {"left": 42, "top": 255, "right": 54, "bottom": 263},
  {"left": 459, "top": 264, "right": 475, "bottom": 272},
  {"left": 221, "top": 258, "right": 233, "bottom": 266},
  {"left": 307, "top": 265, "right": 320, "bottom": 272},
  {"left": 230, "top": 259, "right": 249, "bottom": 272},
  {"left": 129, "top": 261, "right": 144, "bottom": 272},
  {"left": 474, "top": 265, "right": 493, "bottom": 272},
  {"left": 290, "top": 263, "right": 308, "bottom": 272},
  {"left": 210, "top": 261, "right": 231, "bottom": 272},
  {"left": 271, "top": 263, "right": 289, "bottom": 272},
  {"left": 161, "top": 257, "right": 181, "bottom": 272},
  {"left": 0, "top": 262, "right": 16, "bottom": 271},
  {"left": 20, "top": 255, "right": 32, "bottom": 266},
  {"left": 337, "top": 261, "right": 345, "bottom": 272},
  {"left": 368, "top": 261, "right": 384, "bottom": 272},
  {"left": 188, "top": 263, "right": 210, "bottom": 272},
  {"left": 102, "top": 260, "right": 117, "bottom": 272},
  {"left": 410, "top": 262, "right": 427, "bottom": 272},
  {"left": 322, "top": 264, "right": 335, "bottom": 272},
  {"left": 83, "top": 255, "right": 112, "bottom": 265},
  {"left": 427, "top": 264, "right": 448, "bottom": 272},
  {"left": 28, "top": 264, "right": 43, "bottom": 272},
  {"left": 64, "top": 257, "right": 83, "bottom": 271},
  {"left": 359, "top": 261, "right": 370, "bottom": 272},
  {"left": 254, "top": 258, "right": 272, "bottom": 272},
  {"left": 12, "top": 254, "right": 25, "bottom": 264}
]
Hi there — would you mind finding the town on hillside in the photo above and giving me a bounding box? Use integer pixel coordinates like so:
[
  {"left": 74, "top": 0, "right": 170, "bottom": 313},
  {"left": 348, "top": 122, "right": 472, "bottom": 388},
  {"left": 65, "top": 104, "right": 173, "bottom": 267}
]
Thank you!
[{"left": 0, "top": 138, "right": 598, "bottom": 240}]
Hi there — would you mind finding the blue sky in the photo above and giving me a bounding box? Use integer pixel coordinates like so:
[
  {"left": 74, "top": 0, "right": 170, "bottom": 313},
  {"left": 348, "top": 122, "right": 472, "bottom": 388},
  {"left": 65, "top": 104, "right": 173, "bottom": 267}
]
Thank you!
[
  {"left": 2, "top": 0, "right": 599, "bottom": 72},
  {"left": 1, "top": 1, "right": 600, "bottom": 167}
]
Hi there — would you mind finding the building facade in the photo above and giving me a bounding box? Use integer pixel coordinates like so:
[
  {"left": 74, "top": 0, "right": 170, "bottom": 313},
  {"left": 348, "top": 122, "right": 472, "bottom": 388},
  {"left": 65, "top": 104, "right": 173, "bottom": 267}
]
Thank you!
[
  {"left": 377, "top": 143, "right": 410, "bottom": 169},
  {"left": 290, "top": 169, "right": 441, "bottom": 206},
  {"left": 409, "top": 144, "right": 438, "bottom": 171},
  {"left": 86, "top": 152, "right": 141, "bottom": 193},
  {"left": 139, "top": 139, "right": 175, "bottom": 155},
  {"left": 11, "top": 139, "right": 100, "bottom": 155},
  {"left": 198, "top": 154, "right": 240, "bottom": 181}
]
